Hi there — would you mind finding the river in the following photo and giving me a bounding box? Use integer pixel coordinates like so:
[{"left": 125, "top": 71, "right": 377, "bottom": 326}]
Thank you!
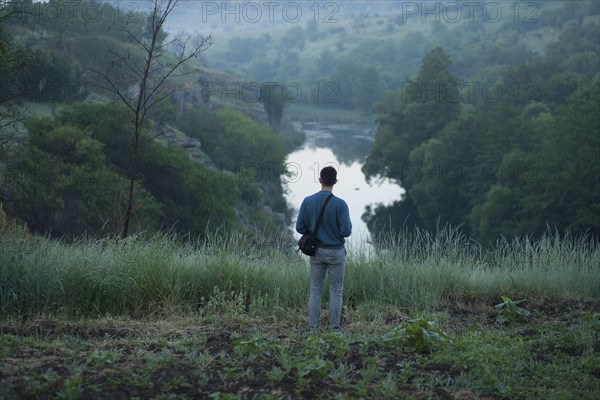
[{"left": 285, "top": 122, "right": 404, "bottom": 248}]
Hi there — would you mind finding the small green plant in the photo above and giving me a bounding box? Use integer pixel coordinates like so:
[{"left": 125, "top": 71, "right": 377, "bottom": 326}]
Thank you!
[
  {"left": 267, "top": 366, "right": 287, "bottom": 383},
  {"left": 328, "top": 362, "right": 352, "bottom": 386},
  {"left": 377, "top": 372, "right": 399, "bottom": 398},
  {"left": 295, "top": 357, "right": 334, "bottom": 378},
  {"left": 380, "top": 317, "right": 448, "bottom": 353},
  {"left": 274, "top": 348, "right": 293, "bottom": 373},
  {"left": 232, "top": 337, "right": 273, "bottom": 361},
  {"left": 86, "top": 349, "right": 120, "bottom": 367},
  {"left": 494, "top": 296, "right": 531, "bottom": 324},
  {"left": 57, "top": 373, "right": 83, "bottom": 400},
  {"left": 209, "top": 393, "right": 239, "bottom": 400},
  {"left": 303, "top": 331, "right": 348, "bottom": 361}
]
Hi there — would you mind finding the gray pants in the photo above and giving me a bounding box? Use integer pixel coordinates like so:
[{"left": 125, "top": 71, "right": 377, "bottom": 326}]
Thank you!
[{"left": 308, "top": 247, "right": 346, "bottom": 330}]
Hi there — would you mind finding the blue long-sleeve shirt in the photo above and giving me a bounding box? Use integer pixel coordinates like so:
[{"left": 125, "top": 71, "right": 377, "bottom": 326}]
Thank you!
[{"left": 296, "top": 190, "right": 352, "bottom": 249}]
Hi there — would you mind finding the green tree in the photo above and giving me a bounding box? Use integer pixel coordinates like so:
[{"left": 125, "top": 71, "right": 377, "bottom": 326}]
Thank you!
[
  {"left": 280, "top": 26, "right": 306, "bottom": 51},
  {"left": 404, "top": 100, "right": 535, "bottom": 234},
  {"left": 1, "top": 118, "right": 162, "bottom": 236},
  {"left": 278, "top": 51, "right": 300, "bottom": 80},
  {"left": 316, "top": 49, "right": 336, "bottom": 76},
  {"left": 176, "top": 107, "right": 287, "bottom": 214},
  {"left": 540, "top": 81, "right": 600, "bottom": 235},
  {"left": 473, "top": 81, "right": 600, "bottom": 240},
  {"left": 0, "top": 26, "right": 22, "bottom": 162},
  {"left": 260, "top": 83, "right": 286, "bottom": 131},
  {"left": 1, "top": 102, "right": 269, "bottom": 237},
  {"left": 364, "top": 47, "right": 461, "bottom": 183},
  {"left": 138, "top": 141, "right": 237, "bottom": 234},
  {"left": 226, "top": 36, "right": 257, "bottom": 63},
  {"left": 55, "top": 102, "right": 136, "bottom": 168},
  {"left": 177, "top": 108, "right": 286, "bottom": 173},
  {"left": 13, "top": 47, "right": 71, "bottom": 102},
  {"left": 351, "top": 66, "right": 381, "bottom": 110}
]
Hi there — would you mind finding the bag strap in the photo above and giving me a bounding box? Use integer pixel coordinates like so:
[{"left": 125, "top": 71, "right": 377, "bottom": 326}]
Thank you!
[{"left": 311, "top": 193, "right": 334, "bottom": 239}]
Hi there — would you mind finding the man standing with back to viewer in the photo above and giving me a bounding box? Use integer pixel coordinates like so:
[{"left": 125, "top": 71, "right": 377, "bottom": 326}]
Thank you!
[{"left": 296, "top": 166, "right": 352, "bottom": 334}]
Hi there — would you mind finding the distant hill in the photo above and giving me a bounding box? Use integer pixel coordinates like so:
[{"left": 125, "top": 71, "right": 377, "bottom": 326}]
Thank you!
[{"left": 163, "top": 0, "right": 598, "bottom": 113}]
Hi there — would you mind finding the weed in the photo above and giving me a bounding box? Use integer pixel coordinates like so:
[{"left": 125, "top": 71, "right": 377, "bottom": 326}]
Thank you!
[
  {"left": 360, "top": 364, "right": 380, "bottom": 384},
  {"left": 377, "top": 372, "right": 399, "bottom": 398},
  {"left": 234, "top": 336, "right": 273, "bottom": 355},
  {"left": 494, "top": 296, "right": 531, "bottom": 324},
  {"left": 295, "top": 357, "right": 334, "bottom": 378},
  {"left": 209, "top": 392, "right": 239, "bottom": 400},
  {"left": 302, "top": 330, "right": 349, "bottom": 361},
  {"left": 381, "top": 317, "right": 448, "bottom": 353},
  {"left": 328, "top": 362, "right": 352, "bottom": 386},
  {"left": 56, "top": 373, "right": 83, "bottom": 400},
  {"left": 1, "top": 307, "right": 598, "bottom": 399},
  {"left": 86, "top": 349, "right": 120, "bottom": 367},
  {"left": 267, "top": 366, "right": 287, "bottom": 383},
  {"left": 275, "top": 348, "right": 293, "bottom": 374}
]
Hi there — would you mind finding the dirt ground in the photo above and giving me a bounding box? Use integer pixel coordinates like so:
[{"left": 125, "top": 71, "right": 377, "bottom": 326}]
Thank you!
[{"left": 1, "top": 299, "right": 599, "bottom": 399}]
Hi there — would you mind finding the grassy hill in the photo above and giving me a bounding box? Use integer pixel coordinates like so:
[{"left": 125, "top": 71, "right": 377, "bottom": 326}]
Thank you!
[{"left": 180, "top": 1, "right": 597, "bottom": 116}]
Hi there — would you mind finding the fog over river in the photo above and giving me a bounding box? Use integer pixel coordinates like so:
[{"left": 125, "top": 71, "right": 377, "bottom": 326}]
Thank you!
[{"left": 285, "top": 122, "right": 404, "bottom": 247}]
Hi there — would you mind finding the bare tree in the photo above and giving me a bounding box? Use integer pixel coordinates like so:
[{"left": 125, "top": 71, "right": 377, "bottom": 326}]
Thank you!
[{"left": 90, "top": 0, "right": 212, "bottom": 238}]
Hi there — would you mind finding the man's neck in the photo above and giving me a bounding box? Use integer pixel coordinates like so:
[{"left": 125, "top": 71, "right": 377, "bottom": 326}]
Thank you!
[{"left": 321, "top": 186, "right": 334, "bottom": 192}]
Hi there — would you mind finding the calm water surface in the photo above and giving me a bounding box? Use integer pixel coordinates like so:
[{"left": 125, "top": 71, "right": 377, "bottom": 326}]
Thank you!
[{"left": 285, "top": 122, "right": 403, "bottom": 247}]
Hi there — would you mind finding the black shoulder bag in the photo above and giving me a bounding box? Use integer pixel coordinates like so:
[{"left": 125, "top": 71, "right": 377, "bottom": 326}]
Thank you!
[{"left": 298, "top": 193, "right": 334, "bottom": 256}]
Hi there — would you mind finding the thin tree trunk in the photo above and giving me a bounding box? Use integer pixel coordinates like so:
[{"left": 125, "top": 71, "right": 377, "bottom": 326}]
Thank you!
[
  {"left": 121, "top": 29, "right": 154, "bottom": 239},
  {"left": 121, "top": 132, "right": 139, "bottom": 238},
  {"left": 87, "top": 0, "right": 211, "bottom": 238}
]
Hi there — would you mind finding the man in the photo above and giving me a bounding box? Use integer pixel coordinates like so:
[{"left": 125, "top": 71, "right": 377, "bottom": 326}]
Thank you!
[{"left": 296, "top": 166, "right": 352, "bottom": 334}]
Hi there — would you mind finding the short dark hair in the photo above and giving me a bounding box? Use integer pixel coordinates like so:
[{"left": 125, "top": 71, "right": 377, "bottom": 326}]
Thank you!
[{"left": 320, "top": 166, "right": 337, "bottom": 186}]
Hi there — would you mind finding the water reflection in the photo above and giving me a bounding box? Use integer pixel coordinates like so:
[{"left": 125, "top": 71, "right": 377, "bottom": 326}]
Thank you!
[
  {"left": 285, "top": 122, "right": 404, "bottom": 247},
  {"left": 299, "top": 122, "right": 377, "bottom": 164}
]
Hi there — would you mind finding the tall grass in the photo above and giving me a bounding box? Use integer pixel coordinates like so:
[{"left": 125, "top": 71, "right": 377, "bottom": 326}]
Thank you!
[
  {"left": 345, "top": 228, "right": 600, "bottom": 308},
  {"left": 1, "top": 227, "right": 598, "bottom": 318}
]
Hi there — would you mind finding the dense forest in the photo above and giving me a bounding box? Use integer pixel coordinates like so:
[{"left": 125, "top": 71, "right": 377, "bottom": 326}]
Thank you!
[
  {"left": 362, "top": 18, "right": 600, "bottom": 241},
  {"left": 0, "top": 0, "right": 599, "bottom": 242},
  {"left": 201, "top": 1, "right": 599, "bottom": 110},
  {"left": 0, "top": 0, "right": 291, "bottom": 239}
]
